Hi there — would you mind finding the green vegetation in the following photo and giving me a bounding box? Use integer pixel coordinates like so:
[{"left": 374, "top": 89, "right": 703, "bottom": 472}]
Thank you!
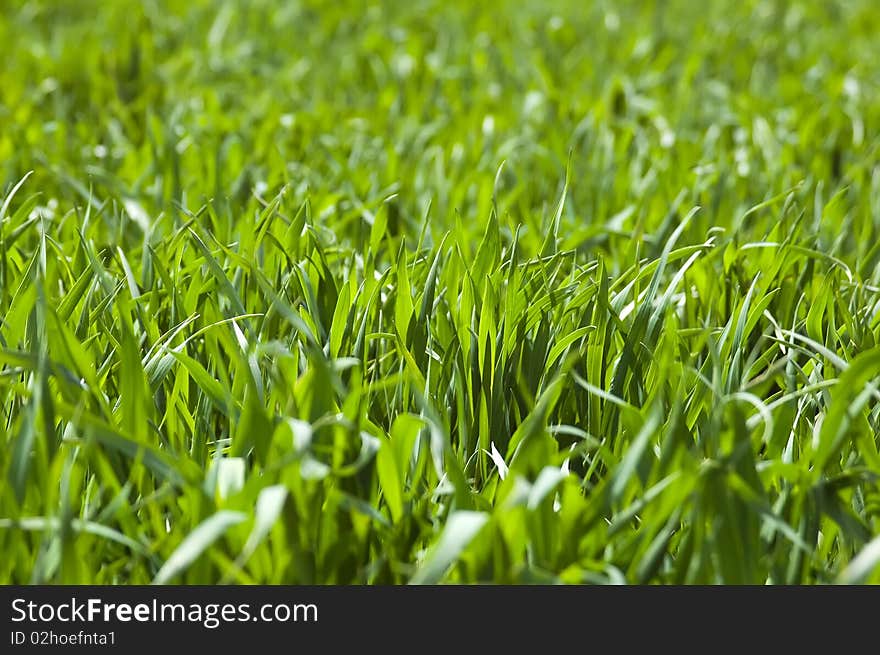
[{"left": 2, "top": 0, "right": 880, "bottom": 584}]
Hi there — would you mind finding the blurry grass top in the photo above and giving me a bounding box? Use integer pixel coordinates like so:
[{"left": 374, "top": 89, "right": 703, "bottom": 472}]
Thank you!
[{"left": 1, "top": 0, "right": 880, "bottom": 584}]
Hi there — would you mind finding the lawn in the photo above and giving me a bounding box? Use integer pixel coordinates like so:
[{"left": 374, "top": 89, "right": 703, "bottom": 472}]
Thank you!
[{"left": 1, "top": 0, "right": 880, "bottom": 584}]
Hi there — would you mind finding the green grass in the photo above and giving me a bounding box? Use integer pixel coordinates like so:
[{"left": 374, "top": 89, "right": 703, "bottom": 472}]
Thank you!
[{"left": 1, "top": 0, "right": 880, "bottom": 584}]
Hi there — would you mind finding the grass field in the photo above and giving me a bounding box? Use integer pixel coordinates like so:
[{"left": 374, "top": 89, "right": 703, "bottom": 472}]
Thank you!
[{"left": 2, "top": 0, "right": 880, "bottom": 584}]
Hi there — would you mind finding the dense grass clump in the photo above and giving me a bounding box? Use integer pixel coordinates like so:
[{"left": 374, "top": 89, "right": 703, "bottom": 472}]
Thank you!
[{"left": 1, "top": 0, "right": 880, "bottom": 584}]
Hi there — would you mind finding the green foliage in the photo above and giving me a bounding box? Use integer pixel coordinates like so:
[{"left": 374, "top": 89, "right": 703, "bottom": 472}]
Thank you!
[{"left": 1, "top": 0, "right": 880, "bottom": 584}]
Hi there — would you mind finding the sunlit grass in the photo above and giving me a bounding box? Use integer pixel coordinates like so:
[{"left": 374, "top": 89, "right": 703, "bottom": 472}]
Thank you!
[{"left": 1, "top": 0, "right": 879, "bottom": 584}]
